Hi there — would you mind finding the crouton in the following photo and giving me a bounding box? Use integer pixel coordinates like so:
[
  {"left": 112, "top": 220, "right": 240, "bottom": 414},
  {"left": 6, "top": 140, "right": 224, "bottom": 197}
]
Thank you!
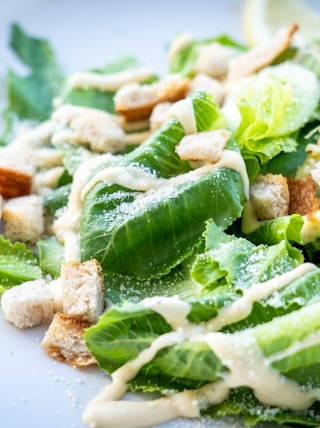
[
  {"left": 1, "top": 280, "right": 54, "bottom": 328},
  {"left": 61, "top": 259, "right": 105, "bottom": 324},
  {"left": 52, "top": 105, "right": 126, "bottom": 153},
  {"left": 250, "top": 174, "right": 289, "bottom": 221},
  {"left": 193, "top": 42, "right": 235, "bottom": 80},
  {"left": 227, "top": 23, "right": 298, "bottom": 81},
  {"left": 188, "top": 74, "right": 224, "bottom": 105},
  {"left": 287, "top": 175, "right": 320, "bottom": 215},
  {"left": 114, "top": 74, "right": 190, "bottom": 121},
  {"left": 42, "top": 313, "right": 96, "bottom": 367},
  {"left": 2, "top": 195, "right": 44, "bottom": 244},
  {"left": 0, "top": 160, "right": 34, "bottom": 199},
  {"left": 175, "top": 129, "right": 231, "bottom": 163}
]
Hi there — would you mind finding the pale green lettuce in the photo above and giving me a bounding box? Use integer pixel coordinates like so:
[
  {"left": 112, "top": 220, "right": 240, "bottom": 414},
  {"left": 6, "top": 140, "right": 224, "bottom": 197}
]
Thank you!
[{"left": 235, "top": 63, "right": 320, "bottom": 180}]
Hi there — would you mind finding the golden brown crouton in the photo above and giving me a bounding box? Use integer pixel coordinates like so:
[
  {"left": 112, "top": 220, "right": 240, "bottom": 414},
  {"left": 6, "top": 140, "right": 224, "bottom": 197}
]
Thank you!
[
  {"left": 287, "top": 175, "right": 320, "bottom": 215},
  {"left": 0, "top": 161, "right": 33, "bottom": 199},
  {"left": 250, "top": 173, "right": 289, "bottom": 220},
  {"left": 114, "top": 74, "right": 190, "bottom": 121},
  {"left": 42, "top": 313, "right": 96, "bottom": 367}
]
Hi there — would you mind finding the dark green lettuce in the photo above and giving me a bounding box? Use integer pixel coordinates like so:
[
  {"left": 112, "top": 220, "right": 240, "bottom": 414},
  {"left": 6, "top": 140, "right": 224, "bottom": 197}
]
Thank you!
[
  {"left": 2, "top": 23, "right": 63, "bottom": 143},
  {"left": 81, "top": 167, "right": 245, "bottom": 279},
  {"left": 80, "top": 91, "right": 238, "bottom": 280}
]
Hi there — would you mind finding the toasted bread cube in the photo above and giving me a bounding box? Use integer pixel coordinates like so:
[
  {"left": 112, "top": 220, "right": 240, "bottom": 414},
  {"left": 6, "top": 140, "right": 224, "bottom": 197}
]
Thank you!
[
  {"left": 42, "top": 313, "right": 96, "bottom": 367},
  {"left": 1, "top": 280, "right": 54, "bottom": 328},
  {"left": 61, "top": 259, "right": 105, "bottom": 324},
  {"left": 250, "top": 174, "right": 289, "bottom": 221},
  {"left": 2, "top": 195, "right": 44, "bottom": 243},
  {"left": 175, "top": 129, "right": 231, "bottom": 163},
  {"left": 114, "top": 74, "right": 190, "bottom": 121},
  {"left": 288, "top": 175, "right": 320, "bottom": 215},
  {"left": 0, "top": 160, "right": 33, "bottom": 199}
]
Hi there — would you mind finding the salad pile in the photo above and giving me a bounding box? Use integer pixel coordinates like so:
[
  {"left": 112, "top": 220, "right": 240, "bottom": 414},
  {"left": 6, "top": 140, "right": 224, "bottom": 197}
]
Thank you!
[{"left": 1, "top": 11, "right": 320, "bottom": 428}]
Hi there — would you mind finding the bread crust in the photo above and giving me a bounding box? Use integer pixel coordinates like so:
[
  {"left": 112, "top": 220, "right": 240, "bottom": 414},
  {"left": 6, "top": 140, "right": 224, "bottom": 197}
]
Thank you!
[
  {"left": 42, "top": 312, "right": 96, "bottom": 367},
  {"left": 288, "top": 175, "right": 320, "bottom": 215},
  {"left": 250, "top": 173, "right": 289, "bottom": 220},
  {"left": 115, "top": 75, "right": 190, "bottom": 121},
  {"left": 0, "top": 164, "right": 32, "bottom": 199}
]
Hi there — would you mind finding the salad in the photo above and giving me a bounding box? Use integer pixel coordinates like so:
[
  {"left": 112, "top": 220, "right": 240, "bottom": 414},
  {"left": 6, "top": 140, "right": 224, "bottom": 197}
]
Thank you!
[{"left": 2, "top": 3, "right": 320, "bottom": 428}]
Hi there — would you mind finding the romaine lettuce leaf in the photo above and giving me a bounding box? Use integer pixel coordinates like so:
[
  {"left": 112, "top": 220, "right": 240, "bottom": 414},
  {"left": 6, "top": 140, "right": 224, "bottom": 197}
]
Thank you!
[
  {"left": 260, "top": 121, "right": 320, "bottom": 177},
  {"left": 80, "top": 92, "right": 235, "bottom": 280},
  {"left": 241, "top": 214, "right": 305, "bottom": 261},
  {"left": 235, "top": 63, "right": 320, "bottom": 180},
  {"left": 205, "top": 387, "right": 320, "bottom": 426},
  {"left": 37, "top": 236, "right": 65, "bottom": 279},
  {"left": 85, "top": 298, "right": 320, "bottom": 425},
  {"left": 191, "top": 221, "right": 300, "bottom": 291},
  {"left": 81, "top": 167, "right": 245, "bottom": 279},
  {"left": 0, "top": 235, "right": 42, "bottom": 294},
  {"left": 2, "top": 23, "right": 63, "bottom": 143}
]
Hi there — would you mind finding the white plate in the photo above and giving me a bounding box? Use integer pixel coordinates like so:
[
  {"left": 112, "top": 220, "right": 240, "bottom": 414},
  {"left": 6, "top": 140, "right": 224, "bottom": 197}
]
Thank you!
[{"left": 0, "top": 1, "right": 315, "bottom": 427}]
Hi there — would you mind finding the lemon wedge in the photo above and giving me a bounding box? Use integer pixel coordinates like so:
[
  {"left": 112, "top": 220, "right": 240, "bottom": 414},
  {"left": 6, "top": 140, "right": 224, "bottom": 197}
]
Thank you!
[{"left": 242, "top": 0, "right": 320, "bottom": 46}]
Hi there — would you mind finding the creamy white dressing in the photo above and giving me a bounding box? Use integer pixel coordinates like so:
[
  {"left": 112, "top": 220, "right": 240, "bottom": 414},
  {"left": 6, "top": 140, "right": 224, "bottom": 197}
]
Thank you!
[
  {"left": 167, "top": 97, "right": 197, "bottom": 135},
  {"left": 58, "top": 147, "right": 248, "bottom": 263},
  {"left": 81, "top": 148, "right": 249, "bottom": 210},
  {"left": 82, "top": 331, "right": 200, "bottom": 428},
  {"left": 268, "top": 326, "right": 320, "bottom": 366},
  {"left": 201, "top": 331, "right": 318, "bottom": 410},
  {"left": 241, "top": 200, "right": 264, "bottom": 234},
  {"left": 141, "top": 296, "right": 191, "bottom": 330},
  {"left": 213, "top": 149, "right": 249, "bottom": 199},
  {"left": 0, "top": 120, "right": 54, "bottom": 162},
  {"left": 80, "top": 165, "right": 165, "bottom": 200},
  {"left": 206, "top": 262, "right": 316, "bottom": 331},
  {"left": 83, "top": 263, "right": 319, "bottom": 428},
  {"left": 67, "top": 67, "right": 154, "bottom": 92},
  {"left": 53, "top": 153, "right": 115, "bottom": 262}
]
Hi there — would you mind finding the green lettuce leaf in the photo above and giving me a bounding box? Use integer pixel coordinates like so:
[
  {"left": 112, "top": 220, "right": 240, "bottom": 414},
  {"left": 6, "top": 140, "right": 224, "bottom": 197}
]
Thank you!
[
  {"left": 37, "top": 237, "right": 65, "bottom": 279},
  {"left": 86, "top": 298, "right": 320, "bottom": 425},
  {"left": 191, "top": 221, "right": 300, "bottom": 291},
  {"left": 205, "top": 387, "right": 320, "bottom": 426},
  {"left": 81, "top": 167, "right": 245, "bottom": 279},
  {"left": 241, "top": 214, "right": 305, "bottom": 261},
  {"left": 2, "top": 23, "right": 63, "bottom": 142},
  {"left": 0, "top": 235, "right": 42, "bottom": 294},
  {"left": 260, "top": 120, "right": 320, "bottom": 177},
  {"left": 80, "top": 92, "right": 234, "bottom": 279},
  {"left": 235, "top": 63, "right": 320, "bottom": 180}
]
